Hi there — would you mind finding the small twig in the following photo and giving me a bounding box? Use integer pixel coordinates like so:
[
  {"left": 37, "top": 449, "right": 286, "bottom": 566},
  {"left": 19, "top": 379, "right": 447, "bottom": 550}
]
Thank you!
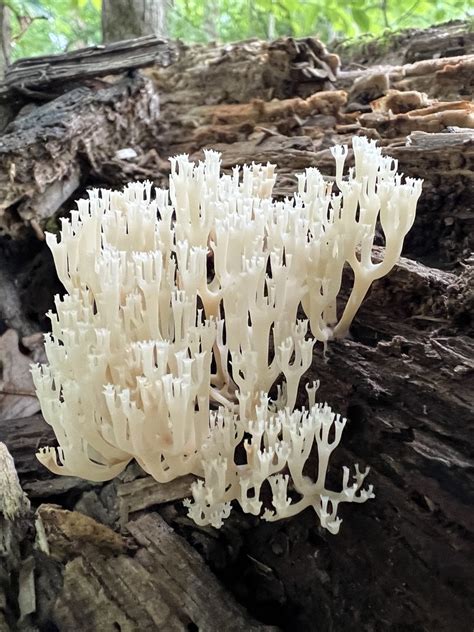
[
  {"left": 392, "top": 0, "right": 422, "bottom": 27},
  {"left": 11, "top": 15, "right": 48, "bottom": 44},
  {"left": 380, "top": 0, "right": 390, "bottom": 28},
  {"left": 406, "top": 316, "right": 449, "bottom": 323},
  {"left": 30, "top": 218, "right": 45, "bottom": 240},
  {"left": 0, "top": 388, "right": 37, "bottom": 397}
]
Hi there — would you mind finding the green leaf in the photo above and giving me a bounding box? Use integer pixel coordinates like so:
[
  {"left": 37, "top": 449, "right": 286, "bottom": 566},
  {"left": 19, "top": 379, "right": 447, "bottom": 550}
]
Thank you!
[{"left": 351, "top": 7, "right": 370, "bottom": 32}]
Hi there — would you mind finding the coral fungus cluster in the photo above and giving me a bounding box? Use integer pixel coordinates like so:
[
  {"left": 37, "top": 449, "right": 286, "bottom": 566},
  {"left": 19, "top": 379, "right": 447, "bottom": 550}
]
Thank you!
[{"left": 33, "top": 137, "right": 421, "bottom": 532}]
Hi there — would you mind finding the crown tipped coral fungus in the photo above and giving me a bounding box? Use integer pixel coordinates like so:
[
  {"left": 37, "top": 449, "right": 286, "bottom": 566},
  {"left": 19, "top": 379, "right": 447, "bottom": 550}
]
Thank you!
[{"left": 32, "top": 137, "right": 421, "bottom": 533}]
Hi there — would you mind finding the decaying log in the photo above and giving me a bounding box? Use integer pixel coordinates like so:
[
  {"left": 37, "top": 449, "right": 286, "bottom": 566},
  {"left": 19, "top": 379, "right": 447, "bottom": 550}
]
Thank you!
[
  {"left": 147, "top": 43, "right": 473, "bottom": 265},
  {"left": 336, "top": 53, "right": 474, "bottom": 103},
  {"left": 148, "top": 36, "right": 340, "bottom": 105},
  {"left": 198, "top": 129, "right": 473, "bottom": 264},
  {"left": 360, "top": 100, "right": 474, "bottom": 136},
  {"left": 0, "top": 22, "right": 473, "bottom": 632},
  {"left": 386, "top": 131, "right": 474, "bottom": 262},
  {"left": 0, "top": 74, "right": 160, "bottom": 239},
  {"left": 402, "top": 20, "right": 474, "bottom": 63},
  {"left": 334, "top": 20, "right": 474, "bottom": 66},
  {"left": 1, "top": 32, "right": 472, "bottom": 262},
  {"left": 365, "top": 247, "right": 473, "bottom": 334},
  {"left": 0, "top": 36, "right": 179, "bottom": 101},
  {"left": 115, "top": 474, "right": 195, "bottom": 527},
  {"left": 0, "top": 412, "right": 194, "bottom": 530},
  {"left": 33, "top": 505, "right": 274, "bottom": 631},
  {"left": 2, "top": 249, "right": 472, "bottom": 631},
  {"left": 0, "top": 36, "right": 177, "bottom": 134},
  {"left": 225, "top": 328, "right": 473, "bottom": 632},
  {"left": 0, "top": 35, "right": 341, "bottom": 241},
  {"left": 0, "top": 413, "right": 95, "bottom": 500}
]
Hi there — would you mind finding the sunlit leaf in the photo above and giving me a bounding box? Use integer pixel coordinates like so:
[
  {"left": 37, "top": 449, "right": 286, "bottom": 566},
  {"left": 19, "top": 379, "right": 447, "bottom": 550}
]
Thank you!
[
  {"left": 8, "top": 0, "right": 473, "bottom": 61},
  {"left": 351, "top": 7, "right": 371, "bottom": 32}
]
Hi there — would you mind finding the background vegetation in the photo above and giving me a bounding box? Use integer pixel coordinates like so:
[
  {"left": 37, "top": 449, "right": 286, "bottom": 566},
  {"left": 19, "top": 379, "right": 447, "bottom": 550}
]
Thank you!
[{"left": 3, "top": 0, "right": 473, "bottom": 61}]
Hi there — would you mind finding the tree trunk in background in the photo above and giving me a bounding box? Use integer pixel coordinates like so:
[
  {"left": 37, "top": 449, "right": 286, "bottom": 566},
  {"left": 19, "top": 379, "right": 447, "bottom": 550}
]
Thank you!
[
  {"left": 0, "top": 3, "right": 10, "bottom": 78},
  {"left": 102, "top": 0, "right": 167, "bottom": 43}
]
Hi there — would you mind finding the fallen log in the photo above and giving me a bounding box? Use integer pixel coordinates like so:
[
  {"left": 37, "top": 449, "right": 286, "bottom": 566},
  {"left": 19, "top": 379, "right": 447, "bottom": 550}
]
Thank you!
[
  {"left": 0, "top": 36, "right": 179, "bottom": 99},
  {"left": 0, "top": 74, "right": 160, "bottom": 239},
  {"left": 1, "top": 33, "right": 472, "bottom": 263},
  {"left": 0, "top": 24, "right": 472, "bottom": 632},
  {"left": 0, "top": 35, "right": 341, "bottom": 240},
  {"left": 200, "top": 130, "right": 473, "bottom": 264},
  {"left": 1, "top": 249, "right": 472, "bottom": 631},
  {"left": 334, "top": 19, "right": 474, "bottom": 66},
  {"left": 33, "top": 505, "right": 274, "bottom": 631}
]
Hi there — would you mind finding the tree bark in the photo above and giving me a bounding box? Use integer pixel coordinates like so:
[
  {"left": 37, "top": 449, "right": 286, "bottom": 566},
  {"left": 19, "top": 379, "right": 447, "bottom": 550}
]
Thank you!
[{"left": 102, "top": 0, "right": 167, "bottom": 43}]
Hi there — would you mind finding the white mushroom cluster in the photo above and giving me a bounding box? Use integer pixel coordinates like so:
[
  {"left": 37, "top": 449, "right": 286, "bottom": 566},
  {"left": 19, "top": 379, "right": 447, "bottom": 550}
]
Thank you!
[{"left": 32, "top": 137, "right": 422, "bottom": 532}]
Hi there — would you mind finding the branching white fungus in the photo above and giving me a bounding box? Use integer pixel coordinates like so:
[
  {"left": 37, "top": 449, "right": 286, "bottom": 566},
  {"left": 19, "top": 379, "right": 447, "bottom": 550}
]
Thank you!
[{"left": 32, "top": 137, "right": 422, "bottom": 533}]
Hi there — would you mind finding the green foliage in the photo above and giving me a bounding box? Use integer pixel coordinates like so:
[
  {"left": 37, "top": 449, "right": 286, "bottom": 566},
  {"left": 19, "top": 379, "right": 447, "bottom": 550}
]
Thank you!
[
  {"left": 9, "top": 0, "right": 101, "bottom": 60},
  {"left": 7, "top": 0, "right": 473, "bottom": 61},
  {"left": 169, "top": 0, "right": 472, "bottom": 43}
]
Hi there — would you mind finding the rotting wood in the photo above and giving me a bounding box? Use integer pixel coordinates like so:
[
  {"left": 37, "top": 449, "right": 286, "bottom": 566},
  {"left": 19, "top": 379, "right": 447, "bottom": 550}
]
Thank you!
[
  {"left": 0, "top": 36, "right": 341, "bottom": 240},
  {"left": 116, "top": 474, "right": 195, "bottom": 527},
  {"left": 333, "top": 19, "right": 474, "bottom": 66},
  {"left": 0, "top": 442, "right": 32, "bottom": 630},
  {"left": 232, "top": 326, "right": 474, "bottom": 632},
  {"left": 0, "top": 22, "right": 472, "bottom": 632},
  {"left": 359, "top": 100, "right": 474, "bottom": 136},
  {"left": 196, "top": 130, "right": 473, "bottom": 264},
  {"left": 0, "top": 35, "right": 180, "bottom": 100},
  {"left": 386, "top": 131, "right": 474, "bottom": 263},
  {"left": 1, "top": 249, "right": 471, "bottom": 631},
  {"left": 1, "top": 34, "right": 472, "bottom": 262},
  {"left": 2, "top": 248, "right": 470, "bottom": 467},
  {"left": 336, "top": 54, "right": 474, "bottom": 102},
  {"left": 0, "top": 74, "right": 160, "bottom": 239},
  {"left": 33, "top": 505, "right": 275, "bottom": 631},
  {"left": 4, "top": 256, "right": 472, "bottom": 630},
  {"left": 0, "top": 412, "right": 96, "bottom": 500}
]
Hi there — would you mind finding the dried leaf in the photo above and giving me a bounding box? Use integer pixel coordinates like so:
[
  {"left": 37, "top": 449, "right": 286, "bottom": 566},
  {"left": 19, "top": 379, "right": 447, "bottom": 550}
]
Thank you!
[{"left": 0, "top": 329, "right": 43, "bottom": 422}]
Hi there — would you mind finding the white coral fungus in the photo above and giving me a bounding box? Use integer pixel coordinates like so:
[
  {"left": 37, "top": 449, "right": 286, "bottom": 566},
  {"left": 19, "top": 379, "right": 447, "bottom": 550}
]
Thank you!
[{"left": 32, "top": 137, "right": 421, "bottom": 533}]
